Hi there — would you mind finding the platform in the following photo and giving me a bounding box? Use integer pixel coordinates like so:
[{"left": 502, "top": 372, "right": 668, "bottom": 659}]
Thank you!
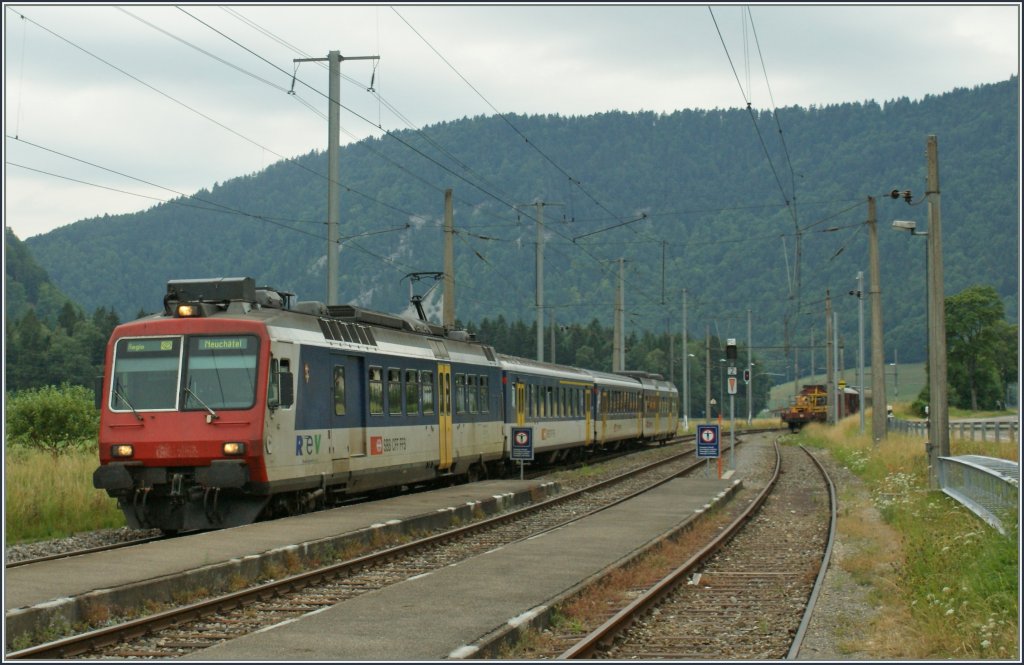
[
  {"left": 4, "top": 479, "right": 557, "bottom": 648},
  {"left": 186, "top": 476, "right": 740, "bottom": 661}
]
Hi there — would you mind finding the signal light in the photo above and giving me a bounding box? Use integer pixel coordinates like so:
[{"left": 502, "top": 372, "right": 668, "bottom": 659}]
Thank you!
[{"left": 725, "top": 338, "right": 737, "bottom": 361}]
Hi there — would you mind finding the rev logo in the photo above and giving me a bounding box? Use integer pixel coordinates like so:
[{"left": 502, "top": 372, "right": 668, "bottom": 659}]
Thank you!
[
  {"left": 294, "top": 434, "right": 322, "bottom": 456},
  {"left": 370, "top": 436, "right": 383, "bottom": 455}
]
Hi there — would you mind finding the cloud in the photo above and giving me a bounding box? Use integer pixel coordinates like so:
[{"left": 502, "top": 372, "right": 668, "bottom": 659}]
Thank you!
[{"left": 4, "top": 3, "right": 1018, "bottom": 239}]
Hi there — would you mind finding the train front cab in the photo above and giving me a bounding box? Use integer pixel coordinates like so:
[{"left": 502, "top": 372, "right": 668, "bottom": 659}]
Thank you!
[{"left": 94, "top": 317, "right": 275, "bottom": 533}]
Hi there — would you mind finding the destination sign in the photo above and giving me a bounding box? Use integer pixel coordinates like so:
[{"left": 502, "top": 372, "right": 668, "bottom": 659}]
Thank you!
[
  {"left": 197, "top": 337, "right": 249, "bottom": 351},
  {"left": 125, "top": 338, "right": 176, "bottom": 353}
]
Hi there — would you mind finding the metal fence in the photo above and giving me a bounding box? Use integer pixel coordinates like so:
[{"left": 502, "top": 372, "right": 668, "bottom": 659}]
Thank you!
[
  {"left": 937, "top": 455, "right": 1019, "bottom": 535},
  {"left": 888, "top": 418, "right": 1019, "bottom": 443}
]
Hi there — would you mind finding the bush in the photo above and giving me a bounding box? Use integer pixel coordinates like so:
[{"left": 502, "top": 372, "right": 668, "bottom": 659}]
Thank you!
[{"left": 5, "top": 384, "right": 99, "bottom": 457}]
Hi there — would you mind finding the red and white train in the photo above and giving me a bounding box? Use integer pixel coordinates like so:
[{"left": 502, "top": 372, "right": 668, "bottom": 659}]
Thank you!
[{"left": 93, "top": 277, "right": 679, "bottom": 533}]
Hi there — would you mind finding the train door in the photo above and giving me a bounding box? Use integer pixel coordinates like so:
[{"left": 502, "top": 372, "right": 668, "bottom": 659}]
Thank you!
[
  {"left": 437, "top": 363, "right": 452, "bottom": 471},
  {"left": 331, "top": 354, "right": 364, "bottom": 456},
  {"left": 584, "top": 385, "right": 593, "bottom": 445},
  {"left": 515, "top": 381, "right": 526, "bottom": 426},
  {"left": 599, "top": 389, "right": 607, "bottom": 444},
  {"left": 654, "top": 394, "right": 661, "bottom": 438}
]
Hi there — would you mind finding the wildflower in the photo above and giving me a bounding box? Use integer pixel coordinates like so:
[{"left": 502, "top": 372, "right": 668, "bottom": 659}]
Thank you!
[
  {"left": 945, "top": 608, "right": 955, "bottom": 616},
  {"left": 981, "top": 640, "right": 991, "bottom": 649}
]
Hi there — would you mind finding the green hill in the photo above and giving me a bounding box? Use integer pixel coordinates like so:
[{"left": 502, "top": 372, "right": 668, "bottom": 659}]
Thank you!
[{"left": 21, "top": 77, "right": 1020, "bottom": 374}]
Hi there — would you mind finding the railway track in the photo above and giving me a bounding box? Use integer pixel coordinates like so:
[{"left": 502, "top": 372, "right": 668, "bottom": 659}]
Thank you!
[
  {"left": 5, "top": 434, "right": 707, "bottom": 570},
  {"left": 516, "top": 439, "right": 835, "bottom": 660},
  {"left": 8, "top": 433, "right": 753, "bottom": 660}
]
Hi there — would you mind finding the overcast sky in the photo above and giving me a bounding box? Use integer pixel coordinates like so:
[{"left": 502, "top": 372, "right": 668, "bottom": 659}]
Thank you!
[{"left": 3, "top": 2, "right": 1020, "bottom": 240}]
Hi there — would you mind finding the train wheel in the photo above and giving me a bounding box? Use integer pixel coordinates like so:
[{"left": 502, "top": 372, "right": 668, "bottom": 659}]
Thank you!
[{"left": 467, "top": 464, "right": 483, "bottom": 484}]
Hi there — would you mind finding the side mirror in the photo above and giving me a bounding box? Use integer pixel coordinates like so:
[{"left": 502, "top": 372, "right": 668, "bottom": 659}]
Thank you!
[
  {"left": 279, "top": 371, "right": 295, "bottom": 408},
  {"left": 94, "top": 375, "right": 104, "bottom": 409}
]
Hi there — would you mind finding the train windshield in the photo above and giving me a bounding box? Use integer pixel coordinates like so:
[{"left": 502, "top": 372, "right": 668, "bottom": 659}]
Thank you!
[
  {"left": 111, "top": 337, "right": 183, "bottom": 411},
  {"left": 183, "top": 336, "right": 258, "bottom": 410},
  {"left": 110, "top": 335, "right": 258, "bottom": 413}
]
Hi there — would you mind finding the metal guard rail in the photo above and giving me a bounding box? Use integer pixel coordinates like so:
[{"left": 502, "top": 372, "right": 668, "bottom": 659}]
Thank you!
[{"left": 937, "top": 455, "right": 1018, "bottom": 535}]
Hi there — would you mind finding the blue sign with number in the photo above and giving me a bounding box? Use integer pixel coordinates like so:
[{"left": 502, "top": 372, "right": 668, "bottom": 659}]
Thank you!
[
  {"left": 696, "top": 424, "right": 720, "bottom": 458},
  {"left": 511, "top": 427, "right": 534, "bottom": 461}
]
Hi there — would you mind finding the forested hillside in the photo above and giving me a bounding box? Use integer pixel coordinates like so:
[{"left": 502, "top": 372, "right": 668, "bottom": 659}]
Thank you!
[
  {"left": 22, "top": 77, "right": 1019, "bottom": 371},
  {"left": 5, "top": 228, "right": 120, "bottom": 390}
]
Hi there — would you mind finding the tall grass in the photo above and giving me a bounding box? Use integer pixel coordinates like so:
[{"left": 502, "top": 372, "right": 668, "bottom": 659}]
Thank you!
[
  {"left": 798, "top": 413, "right": 1018, "bottom": 659},
  {"left": 5, "top": 444, "right": 125, "bottom": 543}
]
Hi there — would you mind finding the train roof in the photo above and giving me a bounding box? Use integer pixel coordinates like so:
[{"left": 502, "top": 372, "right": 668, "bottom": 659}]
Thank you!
[{"left": 495, "top": 354, "right": 594, "bottom": 381}]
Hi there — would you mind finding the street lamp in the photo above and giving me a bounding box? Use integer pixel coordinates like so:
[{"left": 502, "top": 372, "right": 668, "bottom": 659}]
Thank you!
[
  {"left": 683, "top": 353, "right": 695, "bottom": 431},
  {"left": 891, "top": 136, "right": 948, "bottom": 489},
  {"left": 848, "top": 272, "right": 866, "bottom": 434}
]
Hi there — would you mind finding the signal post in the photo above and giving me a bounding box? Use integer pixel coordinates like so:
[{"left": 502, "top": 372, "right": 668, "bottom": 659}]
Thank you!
[{"left": 726, "top": 338, "right": 738, "bottom": 470}]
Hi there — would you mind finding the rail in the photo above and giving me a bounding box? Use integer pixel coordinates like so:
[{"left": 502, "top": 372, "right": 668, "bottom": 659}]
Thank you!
[
  {"left": 888, "top": 418, "right": 1019, "bottom": 443},
  {"left": 938, "top": 455, "right": 1018, "bottom": 536}
]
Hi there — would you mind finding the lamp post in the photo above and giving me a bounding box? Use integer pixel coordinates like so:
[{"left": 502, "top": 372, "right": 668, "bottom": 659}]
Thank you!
[
  {"left": 892, "top": 140, "right": 948, "bottom": 488},
  {"left": 684, "top": 352, "right": 695, "bottom": 431},
  {"left": 848, "top": 272, "right": 866, "bottom": 434},
  {"left": 890, "top": 349, "right": 899, "bottom": 398}
]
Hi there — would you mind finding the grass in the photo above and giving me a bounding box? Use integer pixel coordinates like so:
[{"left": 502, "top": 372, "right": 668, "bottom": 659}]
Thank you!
[
  {"left": 4, "top": 443, "right": 125, "bottom": 543},
  {"left": 797, "top": 412, "right": 1018, "bottom": 659}
]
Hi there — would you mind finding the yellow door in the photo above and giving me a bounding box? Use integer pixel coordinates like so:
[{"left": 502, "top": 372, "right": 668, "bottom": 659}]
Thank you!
[
  {"left": 438, "top": 363, "right": 452, "bottom": 470},
  {"left": 584, "top": 385, "right": 593, "bottom": 445},
  {"left": 515, "top": 382, "right": 526, "bottom": 426}
]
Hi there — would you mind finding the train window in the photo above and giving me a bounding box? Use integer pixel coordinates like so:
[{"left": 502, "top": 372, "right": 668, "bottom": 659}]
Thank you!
[
  {"left": 333, "top": 366, "right": 346, "bottom": 416},
  {"left": 479, "top": 376, "right": 489, "bottom": 413},
  {"left": 455, "top": 374, "right": 466, "bottom": 414},
  {"left": 111, "top": 336, "right": 183, "bottom": 411},
  {"left": 406, "top": 369, "right": 419, "bottom": 415},
  {"left": 388, "top": 368, "right": 402, "bottom": 415},
  {"left": 527, "top": 384, "right": 534, "bottom": 417},
  {"left": 468, "top": 375, "right": 478, "bottom": 413},
  {"left": 369, "top": 366, "right": 383, "bottom": 415},
  {"left": 421, "top": 370, "right": 435, "bottom": 415},
  {"left": 545, "top": 386, "right": 552, "bottom": 418},
  {"left": 268, "top": 358, "right": 280, "bottom": 406},
  {"left": 184, "top": 336, "right": 258, "bottom": 411}
]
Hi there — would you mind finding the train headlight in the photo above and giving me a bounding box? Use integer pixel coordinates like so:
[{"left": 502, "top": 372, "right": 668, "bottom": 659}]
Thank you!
[
  {"left": 177, "top": 304, "right": 200, "bottom": 317},
  {"left": 222, "top": 442, "right": 246, "bottom": 456},
  {"left": 111, "top": 444, "right": 134, "bottom": 458}
]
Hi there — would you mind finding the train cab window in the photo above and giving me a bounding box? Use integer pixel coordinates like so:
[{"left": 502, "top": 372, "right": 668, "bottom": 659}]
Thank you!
[
  {"left": 455, "top": 374, "right": 466, "bottom": 414},
  {"left": 468, "top": 375, "right": 478, "bottom": 413},
  {"left": 183, "top": 336, "right": 258, "bottom": 411},
  {"left": 406, "top": 369, "right": 420, "bottom": 415},
  {"left": 388, "top": 368, "right": 402, "bottom": 415},
  {"left": 422, "top": 370, "right": 435, "bottom": 415},
  {"left": 268, "top": 358, "right": 280, "bottom": 407},
  {"left": 111, "top": 336, "right": 183, "bottom": 411},
  {"left": 333, "top": 366, "right": 346, "bottom": 416},
  {"left": 369, "top": 367, "right": 384, "bottom": 415},
  {"left": 479, "top": 376, "right": 489, "bottom": 414}
]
